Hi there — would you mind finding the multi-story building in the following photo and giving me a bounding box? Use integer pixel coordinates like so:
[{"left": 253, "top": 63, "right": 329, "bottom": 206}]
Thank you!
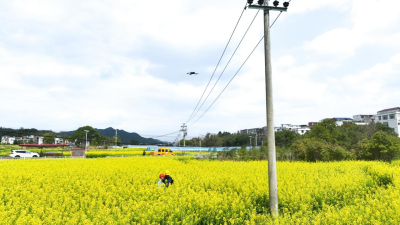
[
  {"left": 276, "top": 124, "right": 310, "bottom": 135},
  {"left": 308, "top": 122, "right": 319, "bottom": 127},
  {"left": 239, "top": 128, "right": 264, "bottom": 135},
  {"left": 375, "top": 107, "right": 400, "bottom": 137},
  {"left": 295, "top": 126, "right": 311, "bottom": 135},
  {"left": 54, "top": 137, "right": 64, "bottom": 144},
  {"left": 353, "top": 115, "right": 375, "bottom": 124},
  {"left": 1, "top": 136, "right": 15, "bottom": 144},
  {"left": 1, "top": 135, "right": 44, "bottom": 144},
  {"left": 238, "top": 127, "right": 266, "bottom": 145},
  {"left": 331, "top": 117, "right": 354, "bottom": 126}
]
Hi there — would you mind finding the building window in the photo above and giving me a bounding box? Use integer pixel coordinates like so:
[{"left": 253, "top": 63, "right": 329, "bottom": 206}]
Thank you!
[
  {"left": 383, "top": 122, "right": 389, "bottom": 126},
  {"left": 382, "top": 115, "right": 388, "bottom": 120},
  {"left": 378, "top": 116, "right": 381, "bottom": 120},
  {"left": 389, "top": 114, "right": 395, "bottom": 119}
]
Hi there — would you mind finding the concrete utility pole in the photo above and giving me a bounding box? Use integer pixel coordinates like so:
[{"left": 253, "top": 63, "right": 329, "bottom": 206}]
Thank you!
[
  {"left": 248, "top": 0, "right": 289, "bottom": 217},
  {"left": 256, "top": 130, "right": 257, "bottom": 147},
  {"left": 249, "top": 136, "right": 253, "bottom": 147},
  {"left": 180, "top": 123, "right": 187, "bottom": 155},
  {"left": 199, "top": 134, "right": 204, "bottom": 155},
  {"left": 115, "top": 129, "right": 117, "bottom": 151},
  {"left": 84, "top": 130, "right": 89, "bottom": 158}
]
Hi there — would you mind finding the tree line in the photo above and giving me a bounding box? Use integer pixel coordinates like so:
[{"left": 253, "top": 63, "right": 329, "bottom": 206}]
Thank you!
[
  {"left": 184, "top": 120, "right": 400, "bottom": 163},
  {"left": 180, "top": 131, "right": 255, "bottom": 147},
  {"left": 286, "top": 119, "right": 400, "bottom": 162}
]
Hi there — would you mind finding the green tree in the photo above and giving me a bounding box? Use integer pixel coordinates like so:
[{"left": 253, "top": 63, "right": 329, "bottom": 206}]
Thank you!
[
  {"left": 69, "top": 126, "right": 104, "bottom": 147},
  {"left": 111, "top": 136, "right": 122, "bottom": 146},
  {"left": 275, "top": 130, "right": 301, "bottom": 148},
  {"left": 130, "top": 139, "right": 139, "bottom": 145},
  {"left": 13, "top": 140, "right": 23, "bottom": 145},
  {"left": 43, "top": 132, "right": 57, "bottom": 144},
  {"left": 202, "top": 133, "right": 222, "bottom": 147},
  {"left": 357, "top": 131, "right": 400, "bottom": 162},
  {"left": 291, "top": 138, "right": 352, "bottom": 162},
  {"left": 237, "top": 146, "right": 248, "bottom": 160},
  {"left": 308, "top": 119, "right": 339, "bottom": 144},
  {"left": 179, "top": 139, "right": 194, "bottom": 146}
]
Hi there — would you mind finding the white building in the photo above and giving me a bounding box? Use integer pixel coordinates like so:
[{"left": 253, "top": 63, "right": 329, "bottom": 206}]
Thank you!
[
  {"left": 295, "top": 127, "right": 311, "bottom": 135},
  {"left": 276, "top": 124, "right": 310, "bottom": 135},
  {"left": 375, "top": 107, "right": 400, "bottom": 137},
  {"left": 331, "top": 117, "right": 353, "bottom": 126},
  {"left": 36, "top": 136, "right": 44, "bottom": 144},
  {"left": 353, "top": 115, "right": 375, "bottom": 124},
  {"left": 54, "top": 138, "right": 64, "bottom": 144},
  {"left": 1, "top": 136, "right": 15, "bottom": 144},
  {"left": 1, "top": 135, "right": 44, "bottom": 144}
]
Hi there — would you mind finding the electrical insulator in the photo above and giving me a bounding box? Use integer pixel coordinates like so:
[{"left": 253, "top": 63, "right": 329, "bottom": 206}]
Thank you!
[
  {"left": 283, "top": 2, "right": 289, "bottom": 7},
  {"left": 257, "top": 0, "right": 264, "bottom": 6},
  {"left": 273, "top": 0, "right": 279, "bottom": 6},
  {"left": 247, "top": 0, "right": 254, "bottom": 4}
]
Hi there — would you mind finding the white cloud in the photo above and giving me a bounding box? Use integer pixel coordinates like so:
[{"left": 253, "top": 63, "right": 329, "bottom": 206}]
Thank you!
[
  {"left": 1, "top": 0, "right": 400, "bottom": 142},
  {"left": 305, "top": 28, "right": 362, "bottom": 56},
  {"left": 289, "top": 0, "right": 352, "bottom": 13},
  {"left": 305, "top": 0, "right": 400, "bottom": 56},
  {"left": 276, "top": 55, "right": 296, "bottom": 68}
]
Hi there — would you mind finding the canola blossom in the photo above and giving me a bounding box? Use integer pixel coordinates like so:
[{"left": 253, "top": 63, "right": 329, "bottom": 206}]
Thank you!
[{"left": 0, "top": 158, "right": 399, "bottom": 224}]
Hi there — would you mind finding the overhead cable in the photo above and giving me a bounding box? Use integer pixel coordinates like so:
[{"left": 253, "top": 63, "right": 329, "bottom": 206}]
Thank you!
[
  {"left": 189, "top": 36, "right": 265, "bottom": 126},
  {"left": 188, "top": 3, "right": 291, "bottom": 126},
  {"left": 185, "top": 3, "right": 248, "bottom": 123},
  {"left": 187, "top": 9, "right": 261, "bottom": 123},
  {"left": 149, "top": 131, "right": 181, "bottom": 139}
]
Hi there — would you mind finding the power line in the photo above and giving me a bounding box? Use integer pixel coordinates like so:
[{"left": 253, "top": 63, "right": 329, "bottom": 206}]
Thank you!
[
  {"left": 190, "top": 36, "right": 265, "bottom": 126},
  {"left": 186, "top": 3, "right": 247, "bottom": 123},
  {"left": 270, "top": 11, "right": 282, "bottom": 28},
  {"left": 188, "top": 4, "right": 290, "bottom": 126},
  {"left": 149, "top": 131, "right": 181, "bottom": 139},
  {"left": 187, "top": 9, "right": 261, "bottom": 123}
]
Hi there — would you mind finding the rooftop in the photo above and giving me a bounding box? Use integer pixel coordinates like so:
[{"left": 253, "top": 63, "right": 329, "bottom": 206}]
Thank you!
[
  {"left": 333, "top": 117, "right": 353, "bottom": 121},
  {"left": 378, "top": 107, "right": 400, "bottom": 113}
]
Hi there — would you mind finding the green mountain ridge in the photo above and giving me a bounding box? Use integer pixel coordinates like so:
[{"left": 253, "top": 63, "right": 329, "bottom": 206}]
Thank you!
[
  {"left": 59, "top": 127, "right": 162, "bottom": 145},
  {"left": 0, "top": 127, "right": 162, "bottom": 145}
]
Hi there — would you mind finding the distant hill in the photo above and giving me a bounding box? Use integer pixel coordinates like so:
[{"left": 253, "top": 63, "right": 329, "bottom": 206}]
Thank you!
[
  {"left": 58, "top": 127, "right": 162, "bottom": 145},
  {"left": 96, "top": 127, "right": 162, "bottom": 144},
  {"left": 0, "top": 126, "right": 162, "bottom": 145},
  {"left": 0, "top": 127, "right": 52, "bottom": 138}
]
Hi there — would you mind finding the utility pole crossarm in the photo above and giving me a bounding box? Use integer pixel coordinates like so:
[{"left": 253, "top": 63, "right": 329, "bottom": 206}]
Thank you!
[{"left": 248, "top": 5, "right": 287, "bottom": 12}]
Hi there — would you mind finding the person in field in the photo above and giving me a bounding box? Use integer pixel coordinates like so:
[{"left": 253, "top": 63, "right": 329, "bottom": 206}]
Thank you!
[
  {"left": 157, "top": 173, "right": 165, "bottom": 187},
  {"left": 163, "top": 170, "right": 174, "bottom": 187},
  {"left": 157, "top": 171, "right": 174, "bottom": 188},
  {"left": 143, "top": 150, "right": 146, "bottom": 156}
]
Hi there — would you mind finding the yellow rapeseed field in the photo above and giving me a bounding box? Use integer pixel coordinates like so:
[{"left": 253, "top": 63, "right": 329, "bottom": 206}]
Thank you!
[{"left": 0, "top": 158, "right": 399, "bottom": 224}]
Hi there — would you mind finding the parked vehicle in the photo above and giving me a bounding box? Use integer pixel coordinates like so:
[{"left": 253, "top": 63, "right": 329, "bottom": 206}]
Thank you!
[
  {"left": 9, "top": 150, "right": 40, "bottom": 158},
  {"left": 150, "top": 148, "right": 175, "bottom": 156}
]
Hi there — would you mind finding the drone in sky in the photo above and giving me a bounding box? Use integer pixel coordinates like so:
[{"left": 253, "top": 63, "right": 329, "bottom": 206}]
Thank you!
[{"left": 187, "top": 72, "right": 198, "bottom": 75}]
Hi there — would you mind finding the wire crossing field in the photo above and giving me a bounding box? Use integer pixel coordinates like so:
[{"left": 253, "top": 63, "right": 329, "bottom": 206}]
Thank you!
[{"left": 0, "top": 158, "right": 400, "bottom": 224}]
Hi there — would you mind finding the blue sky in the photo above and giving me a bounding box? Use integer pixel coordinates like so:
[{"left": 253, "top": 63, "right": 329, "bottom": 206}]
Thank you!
[{"left": 1, "top": 0, "right": 399, "bottom": 141}]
